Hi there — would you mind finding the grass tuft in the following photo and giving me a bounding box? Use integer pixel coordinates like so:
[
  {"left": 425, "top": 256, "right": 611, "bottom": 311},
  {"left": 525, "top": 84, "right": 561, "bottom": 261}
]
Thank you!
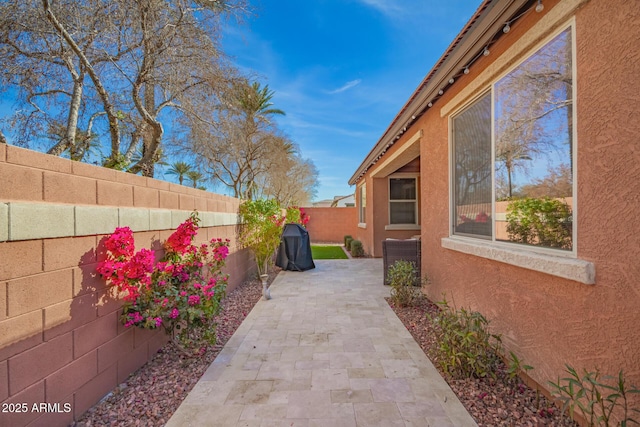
[{"left": 311, "top": 245, "right": 348, "bottom": 259}]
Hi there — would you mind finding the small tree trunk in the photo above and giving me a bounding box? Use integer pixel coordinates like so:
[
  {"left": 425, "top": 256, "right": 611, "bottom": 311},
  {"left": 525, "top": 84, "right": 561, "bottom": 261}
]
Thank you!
[
  {"left": 42, "top": 0, "right": 121, "bottom": 159},
  {"left": 49, "top": 74, "right": 84, "bottom": 157}
]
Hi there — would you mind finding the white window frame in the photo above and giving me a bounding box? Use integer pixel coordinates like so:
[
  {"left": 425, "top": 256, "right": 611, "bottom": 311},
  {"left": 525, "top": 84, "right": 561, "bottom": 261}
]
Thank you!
[
  {"left": 443, "top": 21, "right": 594, "bottom": 285},
  {"left": 386, "top": 173, "right": 420, "bottom": 230},
  {"left": 357, "top": 183, "right": 366, "bottom": 228}
]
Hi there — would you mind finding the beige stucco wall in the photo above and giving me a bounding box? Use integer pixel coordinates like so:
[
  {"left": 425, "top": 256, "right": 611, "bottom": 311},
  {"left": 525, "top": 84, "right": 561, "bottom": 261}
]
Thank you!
[
  {"left": 355, "top": 155, "right": 422, "bottom": 257},
  {"left": 414, "top": 0, "right": 640, "bottom": 399},
  {"left": 357, "top": 0, "right": 640, "bottom": 405}
]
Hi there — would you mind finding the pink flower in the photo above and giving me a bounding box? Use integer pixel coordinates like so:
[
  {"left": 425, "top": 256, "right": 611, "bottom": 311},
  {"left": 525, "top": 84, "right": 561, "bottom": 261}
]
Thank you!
[
  {"left": 213, "top": 244, "right": 229, "bottom": 261},
  {"left": 125, "top": 249, "right": 155, "bottom": 280},
  {"left": 104, "top": 227, "right": 135, "bottom": 258},
  {"left": 165, "top": 218, "right": 198, "bottom": 254},
  {"left": 475, "top": 212, "right": 489, "bottom": 223},
  {"left": 97, "top": 216, "right": 231, "bottom": 346},
  {"left": 97, "top": 259, "right": 120, "bottom": 278},
  {"left": 124, "top": 311, "right": 145, "bottom": 328}
]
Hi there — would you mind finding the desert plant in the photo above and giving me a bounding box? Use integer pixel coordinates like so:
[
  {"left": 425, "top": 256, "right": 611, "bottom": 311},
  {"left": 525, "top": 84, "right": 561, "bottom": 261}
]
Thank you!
[
  {"left": 506, "top": 350, "right": 534, "bottom": 383},
  {"left": 506, "top": 197, "right": 572, "bottom": 249},
  {"left": 238, "top": 199, "right": 284, "bottom": 276},
  {"left": 429, "top": 297, "right": 503, "bottom": 379},
  {"left": 350, "top": 239, "right": 364, "bottom": 257},
  {"left": 97, "top": 212, "right": 228, "bottom": 354},
  {"left": 345, "top": 235, "right": 353, "bottom": 250},
  {"left": 421, "top": 273, "right": 431, "bottom": 286},
  {"left": 387, "top": 260, "right": 420, "bottom": 307},
  {"left": 285, "top": 206, "right": 310, "bottom": 227},
  {"left": 548, "top": 366, "right": 640, "bottom": 426}
]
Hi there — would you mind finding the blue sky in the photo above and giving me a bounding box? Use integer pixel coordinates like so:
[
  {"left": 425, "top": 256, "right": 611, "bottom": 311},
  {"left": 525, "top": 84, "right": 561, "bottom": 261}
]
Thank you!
[
  {"left": 0, "top": 1, "right": 481, "bottom": 201},
  {"left": 222, "top": 0, "right": 480, "bottom": 202}
]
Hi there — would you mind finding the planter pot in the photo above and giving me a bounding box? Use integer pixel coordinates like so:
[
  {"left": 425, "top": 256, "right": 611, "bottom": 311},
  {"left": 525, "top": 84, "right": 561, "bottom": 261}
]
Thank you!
[{"left": 260, "top": 274, "right": 271, "bottom": 300}]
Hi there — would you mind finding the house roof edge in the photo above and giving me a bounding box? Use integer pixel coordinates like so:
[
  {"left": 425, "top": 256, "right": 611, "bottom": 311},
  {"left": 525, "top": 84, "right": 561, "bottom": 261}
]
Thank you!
[{"left": 348, "top": 0, "right": 529, "bottom": 185}]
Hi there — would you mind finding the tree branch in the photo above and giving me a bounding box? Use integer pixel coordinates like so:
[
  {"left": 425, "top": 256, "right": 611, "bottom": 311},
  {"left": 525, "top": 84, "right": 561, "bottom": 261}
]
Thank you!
[{"left": 42, "top": 0, "right": 121, "bottom": 158}]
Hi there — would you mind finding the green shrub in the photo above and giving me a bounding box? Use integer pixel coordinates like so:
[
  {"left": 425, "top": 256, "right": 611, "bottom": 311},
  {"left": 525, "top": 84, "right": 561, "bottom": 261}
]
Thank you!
[
  {"left": 344, "top": 235, "right": 353, "bottom": 250},
  {"left": 548, "top": 366, "right": 640, "bottom": 426},
  {"left": 238, "top": 199, "right": 284, "bottom": 275},
  {"left": 387, "top": 260, "right": 420, "bottom": 307},
  {"left": 350, "top": 239, "right": 364, "bottom": 257},
  {"left": 506, "top": 351, "right": 533, "bottom": 383},
  {"left": 506, "top": 197, "right": 572, "bottom": 249},
  {"left": 429, "top": 297, "right": 503, "bottom": 379}
]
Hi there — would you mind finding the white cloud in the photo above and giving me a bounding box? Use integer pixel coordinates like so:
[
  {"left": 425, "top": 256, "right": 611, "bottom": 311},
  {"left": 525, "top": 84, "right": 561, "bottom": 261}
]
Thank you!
[
  {"left": 356, "top": 0, "right": 404, "bottom": 16},
  {"left": 327, "top": 79, "right": 362, "bottom": 94}
]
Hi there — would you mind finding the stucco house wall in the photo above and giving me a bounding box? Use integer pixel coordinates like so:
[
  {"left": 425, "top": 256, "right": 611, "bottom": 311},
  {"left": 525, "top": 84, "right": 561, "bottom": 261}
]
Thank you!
[
  {"left": 355, "top": 158, "right": 422, "bottom": 257},
  {"left": 351, "top": 0, "right": 640, "bottom": 410},
  {"left": 0, "top": 145, "right": 255, "bottom": 426}
]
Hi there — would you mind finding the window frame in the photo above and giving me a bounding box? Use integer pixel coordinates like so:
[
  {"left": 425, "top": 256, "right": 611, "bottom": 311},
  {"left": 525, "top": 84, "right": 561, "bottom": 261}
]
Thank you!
[
  {"left": 387, "top": 173, "right": 420, "bottom": 228},
  {"left": 357, "top": 182, "right": 366, "bottom": 227},
  {"left": 448, "top": 22, "right": 577, "bottom": 258}
]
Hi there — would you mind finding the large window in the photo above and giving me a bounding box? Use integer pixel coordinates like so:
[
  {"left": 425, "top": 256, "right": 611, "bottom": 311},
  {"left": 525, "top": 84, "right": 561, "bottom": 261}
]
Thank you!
[
  {"left": 389, "top": 176, "right": 418, "bottom": 225},
  {"left": 452, "top": 27, "right": 574, "bottom": 251},
  {"left": 358, "top": 183, "right": 366, "bottom": 224}
]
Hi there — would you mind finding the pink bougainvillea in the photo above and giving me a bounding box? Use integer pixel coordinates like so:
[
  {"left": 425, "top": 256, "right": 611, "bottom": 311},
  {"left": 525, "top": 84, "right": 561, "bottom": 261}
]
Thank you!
[
  {"left": 164, "top": 217, "right": 198, "bottom": 254},
  {"left": 97, "top": 211, "right": 229, "bottom": 352},
  {"left": 104, "top": 226, "right": 135, "bottom": 258},
  {"left": 285, "top": 206, "right": 310, "bottom": 227}
]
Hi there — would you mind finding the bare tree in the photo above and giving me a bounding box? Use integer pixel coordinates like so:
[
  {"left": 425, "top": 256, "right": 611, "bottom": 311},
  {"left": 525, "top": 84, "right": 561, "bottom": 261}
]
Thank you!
[
  {"left": 188, "top": 79, "right": 289, "bottom": 198},
  {"left": 107, "top": 0, "right": 246, "bottom": 176},
  {"left": 494, "top": 29, "right": 572, "bottom": 198},
  {"left": 519, "top": 163, "right": 572, "bottom": 198},
  {"left": 41, "top": 0, "right": 123, "bottom": 159},
  {"left": 259, "top": 150, "right": 319, "bottom": 206},
  {"left": 0, "top": 1, "right": 107, "bottom": 155},
  {"left": 1, "top": 0, "right": 247, "bottom": 175}
]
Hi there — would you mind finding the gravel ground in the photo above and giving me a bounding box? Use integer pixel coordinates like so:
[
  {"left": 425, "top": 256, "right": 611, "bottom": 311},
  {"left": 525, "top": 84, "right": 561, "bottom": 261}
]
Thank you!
[
  {"left": 75, "top": 271, "right": 577, "bottom": 427},
  {"left": 75, "top": 271, "right": 274, "bottom": 427},
  {"left": 390, "top": 297, "right": 578, "bottom": 427}
]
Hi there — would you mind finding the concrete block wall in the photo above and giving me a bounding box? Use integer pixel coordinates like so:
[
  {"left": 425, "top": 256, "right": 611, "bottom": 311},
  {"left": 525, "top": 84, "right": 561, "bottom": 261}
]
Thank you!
[
  {"left": 303, "top": 207, "right": 358, "bottom": 244},
  {"left": 0, "top": 145, "right": 254, "bottom": 427}
]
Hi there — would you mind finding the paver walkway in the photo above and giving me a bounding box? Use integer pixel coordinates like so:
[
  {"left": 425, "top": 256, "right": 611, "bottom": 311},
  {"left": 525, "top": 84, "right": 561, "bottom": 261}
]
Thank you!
[{"left": 166, "top": 259, "right": 477, "bottom": 427}]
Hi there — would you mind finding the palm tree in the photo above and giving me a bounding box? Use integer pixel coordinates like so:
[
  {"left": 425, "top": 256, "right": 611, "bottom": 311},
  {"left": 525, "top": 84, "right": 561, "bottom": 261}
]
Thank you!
[
  {"left": 233, "top": 81, "right": 286, "bottom": 199},
  {"left": 186, "top": 170, "right": 204, "bottom": 188},
  {"left": 236, "top": 81, "right": 285, "bottom": 122},
  {"left": 166, "top": 161, "right": 192, "bottom": 185}
]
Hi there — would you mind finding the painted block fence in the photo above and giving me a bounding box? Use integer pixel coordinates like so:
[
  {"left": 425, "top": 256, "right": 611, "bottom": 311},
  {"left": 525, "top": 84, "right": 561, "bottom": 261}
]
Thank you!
[
  {"left": 303, "top": 207, "right": 358, "bottom": 244},
  {"left": 0, "top": 145, "right": 255, "bottom": 427}
]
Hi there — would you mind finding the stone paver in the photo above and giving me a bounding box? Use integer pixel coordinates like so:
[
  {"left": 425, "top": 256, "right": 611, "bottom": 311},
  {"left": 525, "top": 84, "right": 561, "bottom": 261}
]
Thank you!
[{"left": 166, "top": 259, "right": 477, "bottom": 427}]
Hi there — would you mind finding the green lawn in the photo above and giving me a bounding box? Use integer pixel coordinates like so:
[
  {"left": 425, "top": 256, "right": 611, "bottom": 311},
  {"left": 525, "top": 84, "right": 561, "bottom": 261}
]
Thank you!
[{"left": 311, "top": 245, "right": 348, "bottom": 259}]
